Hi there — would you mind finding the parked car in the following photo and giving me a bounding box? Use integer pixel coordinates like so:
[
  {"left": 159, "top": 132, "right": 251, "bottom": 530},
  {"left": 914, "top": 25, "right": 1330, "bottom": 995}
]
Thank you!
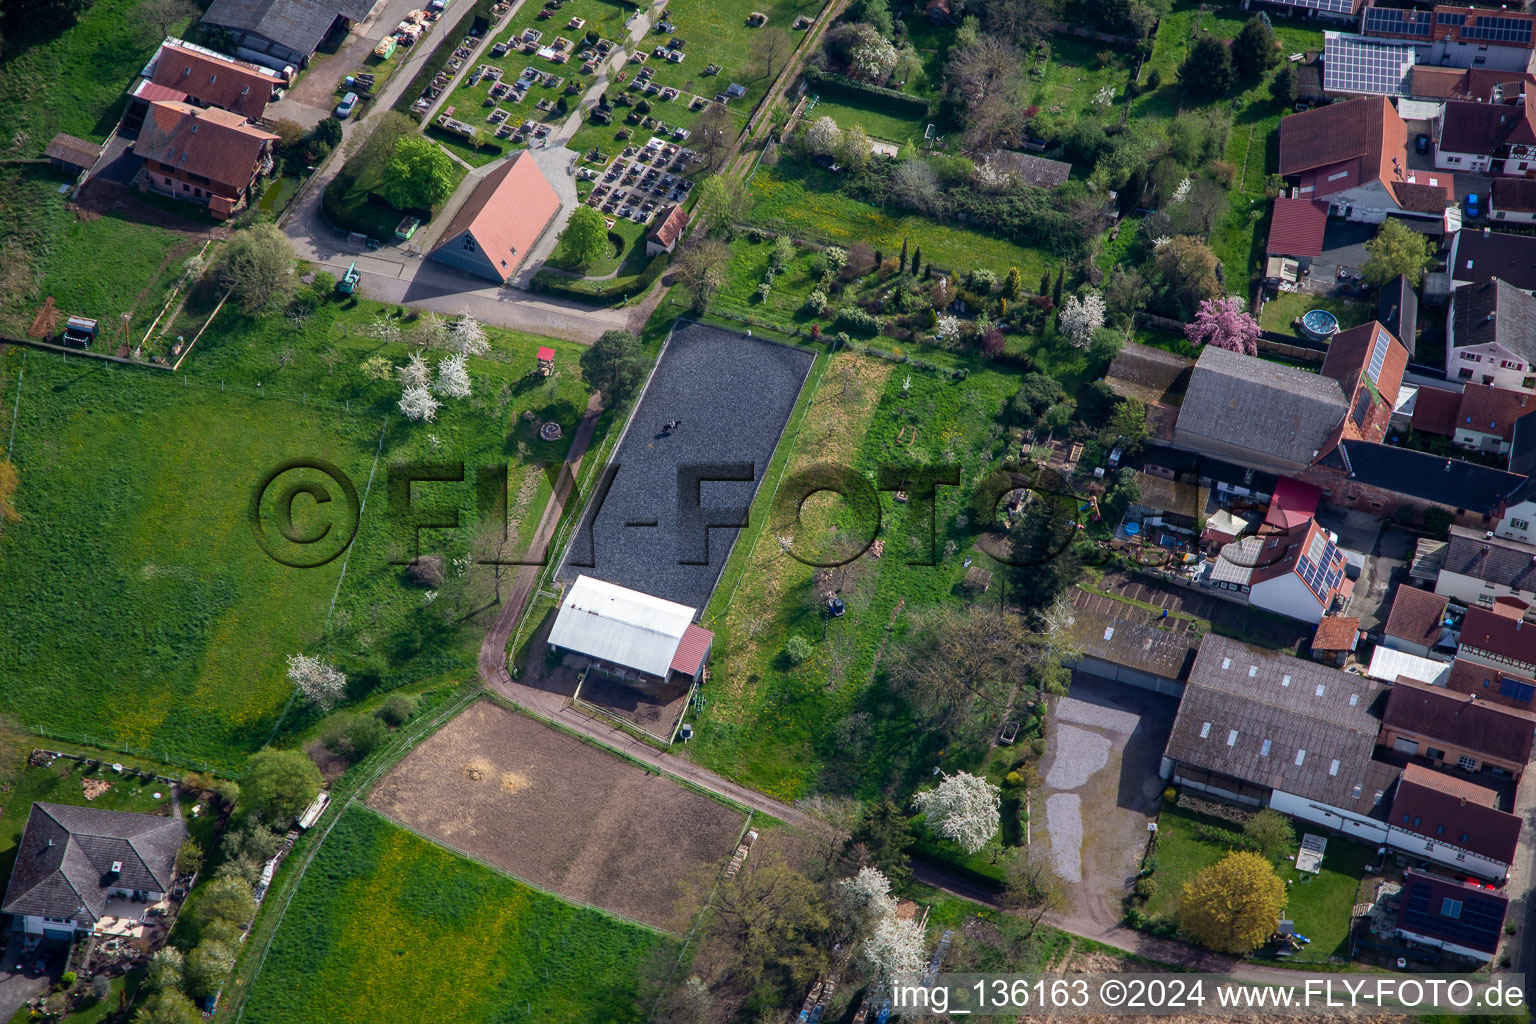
[
  {"left": 1416, "top": 133, "right": 1430, "bottom": 154},
  {"left": 29, "top": 955, "right": 49, "bottom": 978},
  {"left": 333, "top": 91, "right": 358, "bottom": 120},
  {"left": 1466, "top": 192, "right": 1481, "bottom": 218}
]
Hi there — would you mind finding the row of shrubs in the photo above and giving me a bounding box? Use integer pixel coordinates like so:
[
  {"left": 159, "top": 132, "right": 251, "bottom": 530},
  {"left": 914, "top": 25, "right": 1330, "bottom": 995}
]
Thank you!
[
  {"left": 530, "top": 252, "right": 668, "bottom": 303},
  {"left": 804, "top": 68, "right": 932, "bottom": 118}
]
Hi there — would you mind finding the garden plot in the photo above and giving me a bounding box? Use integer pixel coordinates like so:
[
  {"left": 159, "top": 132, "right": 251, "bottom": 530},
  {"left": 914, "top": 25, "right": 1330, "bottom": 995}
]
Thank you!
[
  {"left": 559, "top": 321, "right": 814, "bottom": 610},
  {"left": 366, "top": 699, "right": 747, "bottom": 930}
]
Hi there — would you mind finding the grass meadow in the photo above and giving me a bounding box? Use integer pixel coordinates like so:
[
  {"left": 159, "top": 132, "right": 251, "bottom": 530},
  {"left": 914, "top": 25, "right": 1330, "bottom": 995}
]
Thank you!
[
  {"left": 688, "top": 347, "right": 1028, "bottom": 799},
  {"left": 242, "top": 805, "right": 666, "bottom": 1024},
  {"left": 0, "top": 298, "right": 594, "bottom": 768},
  {"left": 747, "top": 162, "right": 1055, "bottom": 282}
]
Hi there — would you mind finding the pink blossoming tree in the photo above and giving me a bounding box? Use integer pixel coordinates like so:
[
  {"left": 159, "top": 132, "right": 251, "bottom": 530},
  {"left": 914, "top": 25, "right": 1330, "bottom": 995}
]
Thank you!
[{"left": 1184, "top": 296, "right": 1260, "bottom": 356}]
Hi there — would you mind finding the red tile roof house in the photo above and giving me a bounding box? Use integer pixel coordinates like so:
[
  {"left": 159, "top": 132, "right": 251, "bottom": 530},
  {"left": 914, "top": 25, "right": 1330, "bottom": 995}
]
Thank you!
[
  {"left": 1381, "top": 583, "right": 1453, "bottom": 658},
  {"left": 645, "top": 203, "right": 687, "bottom": 256},
  {"left": 428, "top": 151, "right": 562, "bottom": 284},
  {"left": 145, "top": 39, "right": 284, "bottom": 121},
  {"left": 1411, "top": 381, "right": 1536, "bottom": 457},
  {"left": 1492, "top": 177, "right": 1536, "bottom": 224},
  {"left": 1207, "top": 516, "right": 1352, "bottom": 624},
  {"left": 1435, "top": 92, "right": 1536, "bottom": 176},
  {"left": 1380, "top": 675, "right": 1536, "bottom": 780},
  {"left": 1279, "top": 96, "right": 1452, "bottom": 223},
  {"left": 1395, "top": 870, "right": 1508, "bottom": 963},
  {"left": 132, "top": 100, "right": 277, "bottom": 219},
  {"left": 1388, "top": 763, "right": 1521, "bottom": 882}
]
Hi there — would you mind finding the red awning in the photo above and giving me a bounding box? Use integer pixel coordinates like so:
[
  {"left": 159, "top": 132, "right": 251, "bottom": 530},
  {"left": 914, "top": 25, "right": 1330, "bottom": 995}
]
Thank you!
[
  {"left": 536, "top": 346, "right": 556, "bottom": 361},
  {"left": 669, "top": 623, "right": 713, "bottom": 677},
  {"left": 1263, "top": 476, "right": 1321, "bottom": 531}
]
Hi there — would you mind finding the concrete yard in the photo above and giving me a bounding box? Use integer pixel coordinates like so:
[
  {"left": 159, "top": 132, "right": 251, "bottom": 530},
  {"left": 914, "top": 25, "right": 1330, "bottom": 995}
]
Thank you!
[
  {"left": 559, "top": 321, "right": 815, "bottom": 610},
  {"left": 1042, "top": 673, "right": 1178, "bottom": 935}
]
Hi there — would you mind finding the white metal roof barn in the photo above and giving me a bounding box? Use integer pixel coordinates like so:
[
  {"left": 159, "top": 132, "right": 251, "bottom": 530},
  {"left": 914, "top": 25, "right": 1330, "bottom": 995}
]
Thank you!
[{"left": 548, "top": 575, "right": 698, "bottom": 678}]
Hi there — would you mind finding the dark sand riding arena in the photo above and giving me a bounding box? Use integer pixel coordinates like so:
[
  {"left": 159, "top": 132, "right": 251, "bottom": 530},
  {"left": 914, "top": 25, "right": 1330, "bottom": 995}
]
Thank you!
[{"left": 367, "top": 700, "right": 747, "bottom": 929}]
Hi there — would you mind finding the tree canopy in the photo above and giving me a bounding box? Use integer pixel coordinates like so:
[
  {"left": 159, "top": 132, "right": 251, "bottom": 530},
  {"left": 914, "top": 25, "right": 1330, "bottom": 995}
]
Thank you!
[
  {"left": 556, "top": 206, "right": 608, "bottom": 267},
  {"left": 218, "top": 223, "right": 296, "bottom": 314},
  {"left": 1363, "top": 218, "right": 1434, "bottom": 286},
  {"left": 242, "top": 748, "right": 322, "bottom": 823},
  {"left": 1180, "top": 850, "right": 1287, "bottom": 953},
  {"left": 1179, "top": 36, "right": 1235, "bottom": 98},
  {"left": 379, "top": 137, "right": 456, "bottom": 211},
  {"left": 1231, "top": 16, "right": 1278, "bottom": 79},
  {"left": 580, "top": 329, "right": 648, "bottom": 406}
]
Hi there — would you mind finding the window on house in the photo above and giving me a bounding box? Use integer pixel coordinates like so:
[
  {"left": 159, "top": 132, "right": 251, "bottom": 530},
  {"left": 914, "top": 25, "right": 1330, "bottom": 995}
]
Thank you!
[
  {"left": 1443, "top": 898, "right": 1463, "bottom": 918},
  {"left": 1413, "top": 816, "right": 1422, "bottom": 827},
  {"left": 1295, "top": 749, "right": 1306, "bottom": 766},
  {"left": 1427, "top": 748, "right": 1445, "bottom": 761},
  {"left": 1462, "top": 833, "right": 1470, "bottom": 843},
  {"left": 182, "top": 183, "right": 189, "bottom": 191},
  {"left": 1436, "top": 824, "right": 1446, "bottom": 835},
  {"left": 1460, "top": 368, "right": 1474, "bottom": 379},
  {"left": 1456, "top": 851, "right": 1467, "bottom": 861},
  {"left": 1498, "top": 678, "right": 1536, "bottom": 702},
  {"left": 1327, "top": 170, "right": 1350, "bottom": 182},
  {"left": 1512, "top": 518, "right": 1530, "bottom": 531},
  {"left": 462, "top": 235, "right": 476, "bottom": 252},
  {"left": 1459, "top": 755, "right": 1479, "bottom": 771}
]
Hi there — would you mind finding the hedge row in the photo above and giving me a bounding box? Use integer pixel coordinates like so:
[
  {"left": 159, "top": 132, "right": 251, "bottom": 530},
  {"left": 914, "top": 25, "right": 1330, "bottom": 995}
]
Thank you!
[
  {"left": 393, "top": 0, "right": 503, "bottom": 120},
  {"left": 530, "top": 252, "right": 669, "bottom": 303},
  {"left": 804, "top": 69, "right": 932, "bottom": 119}
]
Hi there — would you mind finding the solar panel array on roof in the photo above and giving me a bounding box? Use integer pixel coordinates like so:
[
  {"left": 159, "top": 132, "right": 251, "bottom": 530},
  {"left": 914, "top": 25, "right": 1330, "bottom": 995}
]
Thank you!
[
  {"left": 1437, "top": 10, "right": 1467, "bottom": 26},
  {"left": 1367, "top": 327, "right": 1391, "bottom": 385},
  {"left": 1323, "top": 34, "right": 1417, "bottom": 95},
  {"left": 1364, "top": 6, "right": 1432, "bottom": 38},
  {"left": 1351, "top": 386, "right": 1373, "bottom": 429},
  {"left": 1297, "top": 532, "right": 1344, "bottom": 603},
  {"left": 1401, "top": 878, "right": 1506, "bottom": 952},
  {"left": 1273, "top": 0, "right": 1358, "bottom": 15},
  {"left": 1461, "top": 14, "right": 1532, "bottom": 43}
]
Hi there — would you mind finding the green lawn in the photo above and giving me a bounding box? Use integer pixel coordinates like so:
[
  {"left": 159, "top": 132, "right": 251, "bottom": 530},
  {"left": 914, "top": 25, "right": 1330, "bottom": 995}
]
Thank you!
[
  {"left": 1260, "top": 291, "right": 1374, "bottom": 336},
  {"left": 0, "top": 298, "right": 595, "bottom": 768},
  {"left": 1028, "top": 35, "right": 1133, "bottom": 122},
  {"left": 804, "top": 96, "right": 926, "bottom": 148},
  {"left": 242, "top": 806, "right": 666, "bottom": 1024},
  {"left": 1144, "top": 803, "right": 1370, "bottom": 962},
  {"left": 748, "top": 162, "right": 1055, "bottom": 281},
  {"left": 0, "top": 0, "right": 209, "bottom": 337},
  {"left": 0, "top": 0, "right": 198, "bottom": 154}
]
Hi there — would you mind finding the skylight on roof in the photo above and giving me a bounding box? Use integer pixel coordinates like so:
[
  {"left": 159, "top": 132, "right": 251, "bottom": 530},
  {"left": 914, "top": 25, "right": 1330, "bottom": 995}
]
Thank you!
[
  {"left": 1296, "top": 749, "right": 1307, "bottom": 765},
  {"left": 1201, "top": 722, "right": 1211, "bottom": 738}
]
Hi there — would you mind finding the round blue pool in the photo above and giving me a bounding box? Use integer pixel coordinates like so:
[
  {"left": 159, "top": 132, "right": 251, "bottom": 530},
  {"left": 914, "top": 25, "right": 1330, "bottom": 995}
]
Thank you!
[{"left": 1300, "top": 309, "right": 1340, "bottom": 341}]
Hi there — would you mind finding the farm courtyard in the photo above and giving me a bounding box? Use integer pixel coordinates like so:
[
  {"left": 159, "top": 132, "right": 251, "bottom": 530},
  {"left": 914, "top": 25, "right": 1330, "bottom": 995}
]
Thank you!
[{"left": 367, "top": 699, "right": 748, "bottom": 930}]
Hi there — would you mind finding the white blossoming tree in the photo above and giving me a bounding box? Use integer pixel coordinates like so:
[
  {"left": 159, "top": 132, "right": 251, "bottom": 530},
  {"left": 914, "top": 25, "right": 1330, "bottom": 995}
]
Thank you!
[
  {"left": 863, "top": 914, "right": 928, "bottom": 980},
  {"left": 850, "top": 29, "right": 898, "bottom": 82},
  {"left": 913, "top": 771, "right": 1001, "bottom": 854},
  {"left": 433, "top": 352, "right": 472, "bottom": 399},
  {"left": 398, "top": 384, "right": 441, "bottom": 422},
  {"left": 398, "top": 350, "right": 432, "bottom": 390},
  {"left": 286, "top": 653, "right": 346, "bottom": 711},
  {"left": 1058, "top": 291, "right": 1106, "bottom": 349},
  {"left": 837, "top": 866, "right": 897, "bottom": 926},
  {"left": 804, "top": 115, "right": 843, "bottom": 157},
  {"left": 1171, "top": 176, "right": 1193, "bottom": 204},
  {"left": 447, "top": 312, "right": 490, "bottom": 357},
  {"left": 415, "top": 312, "right": 449, "bottom": 349},
  {"left": 935, "top": 314, "right": 961, "bottom": 341}
]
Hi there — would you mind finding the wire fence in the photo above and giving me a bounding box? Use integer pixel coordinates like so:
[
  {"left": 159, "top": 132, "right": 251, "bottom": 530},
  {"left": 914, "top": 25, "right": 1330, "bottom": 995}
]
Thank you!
[
  {"left": 225, "top": 686, "right": 479, "bottom": 1022},
  {"left": 11, "top": 341, "right": 365, "bottom": 414},
  {"left": 25, "top": 724, "right": 240, "bottom": 778}
]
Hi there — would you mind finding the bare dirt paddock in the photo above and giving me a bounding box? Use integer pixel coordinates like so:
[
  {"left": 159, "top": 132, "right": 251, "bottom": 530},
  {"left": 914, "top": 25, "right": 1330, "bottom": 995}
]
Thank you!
[{"left": 367, "top": 699, "right": 747, "bottom": 931}]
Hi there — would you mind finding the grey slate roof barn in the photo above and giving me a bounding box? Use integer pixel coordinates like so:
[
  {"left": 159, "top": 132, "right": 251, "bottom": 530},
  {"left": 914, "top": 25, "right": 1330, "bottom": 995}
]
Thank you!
[
  {"left": 1173, "top": 346, "right": 1348, "bottom": 472},
  {"left": 201, "top": 0, "right": 375, "bottom": 69},
  {"left": 2, "top": 804, "right": 186, "bottom": 927},
  {"left": 1164, "top": 635, "right": 1393, "bottom": 816}
]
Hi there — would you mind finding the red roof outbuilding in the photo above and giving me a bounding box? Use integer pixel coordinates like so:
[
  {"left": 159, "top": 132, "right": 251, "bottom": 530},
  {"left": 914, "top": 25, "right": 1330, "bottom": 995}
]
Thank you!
[
  {"left": 668, "top": 623, "right": 714, "bottom": 677},
  {"left": 1266, "top": 197, "right": 1330, "bottom": 258}
]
